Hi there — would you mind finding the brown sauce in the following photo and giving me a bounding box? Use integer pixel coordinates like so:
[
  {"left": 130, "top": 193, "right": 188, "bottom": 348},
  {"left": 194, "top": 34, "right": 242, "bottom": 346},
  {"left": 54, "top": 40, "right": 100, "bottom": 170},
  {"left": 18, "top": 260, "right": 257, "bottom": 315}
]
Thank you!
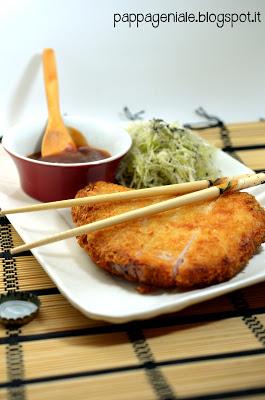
[{"left": 28, "top": 146, "right": 111, "bottom": 164}]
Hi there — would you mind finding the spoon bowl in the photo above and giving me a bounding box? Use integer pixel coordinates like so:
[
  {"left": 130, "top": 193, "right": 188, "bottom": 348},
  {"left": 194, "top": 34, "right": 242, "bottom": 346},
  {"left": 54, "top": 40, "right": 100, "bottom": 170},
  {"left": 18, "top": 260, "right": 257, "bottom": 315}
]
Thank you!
[{"left": 68, "top": 126, "right": 89, "bottom": 147}]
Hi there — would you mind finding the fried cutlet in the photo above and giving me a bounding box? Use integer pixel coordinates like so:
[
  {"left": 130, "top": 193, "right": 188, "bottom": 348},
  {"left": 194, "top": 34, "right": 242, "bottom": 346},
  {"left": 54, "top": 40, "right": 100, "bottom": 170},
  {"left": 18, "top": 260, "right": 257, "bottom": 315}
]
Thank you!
[{"left": 72, "top": 181, "right": 265, "bottom": 289}]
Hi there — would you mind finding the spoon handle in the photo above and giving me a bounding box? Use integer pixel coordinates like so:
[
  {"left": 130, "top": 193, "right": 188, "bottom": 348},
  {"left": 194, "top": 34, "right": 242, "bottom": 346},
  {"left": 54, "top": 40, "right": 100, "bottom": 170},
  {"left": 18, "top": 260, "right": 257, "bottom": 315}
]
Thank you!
[
  {"left": 42, "top": 48, "right": 62, "bottom": 123},
  {"left": 41, "top": 48, "right": 76, "bottom": 157}
]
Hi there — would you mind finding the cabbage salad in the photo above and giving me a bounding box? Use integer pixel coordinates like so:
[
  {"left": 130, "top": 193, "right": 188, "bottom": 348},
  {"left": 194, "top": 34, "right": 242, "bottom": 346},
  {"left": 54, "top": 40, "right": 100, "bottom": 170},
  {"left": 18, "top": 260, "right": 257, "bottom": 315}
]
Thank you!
[{"left": 116, "top": 119, "right": 219, "bottom": 188}]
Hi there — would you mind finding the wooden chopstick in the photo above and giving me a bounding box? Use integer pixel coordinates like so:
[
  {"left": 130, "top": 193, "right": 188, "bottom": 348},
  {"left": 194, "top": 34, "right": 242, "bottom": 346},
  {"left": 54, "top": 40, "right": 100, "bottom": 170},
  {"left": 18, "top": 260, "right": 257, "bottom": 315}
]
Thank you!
[
  {"left": 0, "top": 173, "right": 255, "bottom": 216},
  {"left": 9, "top": 173, "right": 265, "bottom": 255},
  {"left": 0, "top": 180, "right": 211, "bottom": 216}
]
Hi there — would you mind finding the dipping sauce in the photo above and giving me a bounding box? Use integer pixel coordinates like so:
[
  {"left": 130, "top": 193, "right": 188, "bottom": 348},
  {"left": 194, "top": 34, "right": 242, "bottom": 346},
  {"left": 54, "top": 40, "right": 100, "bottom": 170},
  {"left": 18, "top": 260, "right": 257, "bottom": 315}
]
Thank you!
[{"left": 28, "top": 146, "right": 111, "bottom": 164}]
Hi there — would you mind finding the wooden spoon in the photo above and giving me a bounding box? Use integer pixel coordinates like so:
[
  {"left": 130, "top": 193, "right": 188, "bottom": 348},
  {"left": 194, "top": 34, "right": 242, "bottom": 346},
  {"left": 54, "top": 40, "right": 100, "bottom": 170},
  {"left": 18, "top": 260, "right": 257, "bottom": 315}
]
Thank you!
[
  {"left": 41, "top": 48, "right": 77, "bottom": 157},
  {"left": 68, "top": 126, "right": 89, "bottom": 147}
]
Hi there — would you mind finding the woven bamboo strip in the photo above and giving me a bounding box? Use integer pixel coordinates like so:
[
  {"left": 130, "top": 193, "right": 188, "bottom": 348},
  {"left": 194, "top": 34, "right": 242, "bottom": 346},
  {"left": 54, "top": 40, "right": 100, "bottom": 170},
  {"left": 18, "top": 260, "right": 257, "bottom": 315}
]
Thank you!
[
  {"left": 0, "top": 225, "right": 23, "bottom": 247},
  {"left": 14, "top": 257, "right": 54, "bottom": 290},
  {"left": 8, "top": 352, "right": 265, "bottom": 399},
  {"left": 198, "top": 132, "right": 265, "bottom": 148},
  {"left": 21, "top": 294, "right": 106, "bottom": 335},
  {"left": 227, "top": 129, "right": 265, "bottom": 137},
  {"left": 145, "top": 317, "right": 262, "bottom": 362},
  {"left": 9, "top": 226, "right": 24, "bottom": 246},
  {"left": 231, "top": 136, "right": 265, "bottom": 147},
  {"left": 227, "top": 121, "right": 265, "bottom": 131},
  {"left": 0, "top": 346, "right": 7, "bottom": 382},
  {"left": 196, "top": 122, "right": 265, "bottom": 147},
  {"left": 0, "top": 271, "right": 3, "bottom": 293},
  {"left": 0, "top": 325, "right": 7, "bottom": 338},
  {"left": 23, "top": 334, "right": 137, "bottom": 379},
  {"left": 227, "top": 397, "right": 265, "bottom": 400},
  {"left": 27, "top": 371, "right": 153, "bottom": 400},
  {"left": 237, "top": 149, "right": 265, "bottom": 170},
  {"left": 0, "top": 225, "right": 12, "bottom": 252},
  {"left": 163, "top": 354, "right": 265, "bottom": 397},
  {"left": 18, "top": 316, "right": 262, "bottom": 380},
  {"left": 0, "top": 389, "right": 7, "bottom": 400},
  {"left": 229, "top": 126, "right": 265, "bottom": 133},
  {"left": 0, "top": 256, "right": 53, "bottom": 293},
  {"left": 197, "top": 133, "right": 265, "bottom": 148},
  {"left": 258, "top": 315, "right": 265, "bottom": 325}
]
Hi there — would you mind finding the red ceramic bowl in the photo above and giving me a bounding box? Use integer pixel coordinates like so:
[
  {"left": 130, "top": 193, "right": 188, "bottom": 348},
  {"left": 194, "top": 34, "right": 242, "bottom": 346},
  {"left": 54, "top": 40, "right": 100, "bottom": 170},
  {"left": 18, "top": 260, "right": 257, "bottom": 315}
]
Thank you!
[{"left": 2, "top": 116, "right": 132, "bottom": 202}]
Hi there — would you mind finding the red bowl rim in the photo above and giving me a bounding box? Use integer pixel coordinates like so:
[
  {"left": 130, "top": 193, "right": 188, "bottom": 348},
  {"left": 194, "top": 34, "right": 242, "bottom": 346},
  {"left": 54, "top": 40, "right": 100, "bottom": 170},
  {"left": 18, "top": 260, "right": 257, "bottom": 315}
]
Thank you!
[{"left": 2, "top": 119, "right": 132, "bottom": 168}]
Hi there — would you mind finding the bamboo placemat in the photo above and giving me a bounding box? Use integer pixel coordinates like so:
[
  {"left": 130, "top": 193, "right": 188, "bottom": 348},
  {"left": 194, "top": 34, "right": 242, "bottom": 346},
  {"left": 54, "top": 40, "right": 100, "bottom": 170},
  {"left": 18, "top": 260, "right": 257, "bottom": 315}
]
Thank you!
[
  {"left": 0, "top": 120, "right": 265, "bottom": 400},
  {"left": 187, "top": 116, "right": 265, "bottom": 172}
]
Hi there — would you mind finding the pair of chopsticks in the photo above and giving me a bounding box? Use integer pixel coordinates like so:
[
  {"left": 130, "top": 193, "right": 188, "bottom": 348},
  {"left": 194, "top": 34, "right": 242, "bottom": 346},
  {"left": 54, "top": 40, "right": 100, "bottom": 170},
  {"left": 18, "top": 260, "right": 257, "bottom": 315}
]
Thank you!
[{"left": 1, "top": 172, "right": 264, "bottom": 255}]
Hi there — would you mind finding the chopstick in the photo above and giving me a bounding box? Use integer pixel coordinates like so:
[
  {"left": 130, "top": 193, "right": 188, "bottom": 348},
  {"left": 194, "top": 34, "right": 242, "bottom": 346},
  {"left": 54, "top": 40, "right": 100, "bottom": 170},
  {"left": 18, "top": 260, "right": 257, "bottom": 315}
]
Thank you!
[
  {"left": 0, "top": 180, "right": 211, "bottom": 216},
  {"left": 0, "top": 173, "right": 255, "bottom": 216},
  {"left": 9, "top": 172, "right": 265, "bottom": 255}
]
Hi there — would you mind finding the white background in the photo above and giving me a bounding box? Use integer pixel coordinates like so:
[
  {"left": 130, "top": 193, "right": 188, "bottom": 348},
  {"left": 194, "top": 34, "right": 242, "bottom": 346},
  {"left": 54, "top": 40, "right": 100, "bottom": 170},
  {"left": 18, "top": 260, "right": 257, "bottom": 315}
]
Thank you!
[{"left": 0, "top": 0, "right": 264, "bottom": 132}]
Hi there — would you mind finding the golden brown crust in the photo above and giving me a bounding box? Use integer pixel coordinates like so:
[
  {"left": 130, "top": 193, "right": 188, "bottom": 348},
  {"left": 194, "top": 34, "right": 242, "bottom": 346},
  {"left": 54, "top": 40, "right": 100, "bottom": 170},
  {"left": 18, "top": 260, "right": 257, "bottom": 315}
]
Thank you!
[{"left": 72, "top": 182, "right": 265, "bottom": 289}]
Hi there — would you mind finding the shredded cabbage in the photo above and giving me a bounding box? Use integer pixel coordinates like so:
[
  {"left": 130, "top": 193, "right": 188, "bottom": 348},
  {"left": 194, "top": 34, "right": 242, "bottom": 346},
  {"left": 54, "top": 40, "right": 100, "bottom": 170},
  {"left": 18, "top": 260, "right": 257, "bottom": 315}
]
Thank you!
[{"left": 116, "top": 119, "right": 219, "bottom": 188}]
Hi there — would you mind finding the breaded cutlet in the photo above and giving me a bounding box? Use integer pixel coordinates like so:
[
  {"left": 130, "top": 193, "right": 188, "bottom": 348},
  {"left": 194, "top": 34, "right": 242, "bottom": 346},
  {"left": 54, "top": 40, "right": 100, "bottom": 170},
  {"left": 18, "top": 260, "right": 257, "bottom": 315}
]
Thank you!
[{"left": 72, "top": 181, "right": 265, "bottom": 289}]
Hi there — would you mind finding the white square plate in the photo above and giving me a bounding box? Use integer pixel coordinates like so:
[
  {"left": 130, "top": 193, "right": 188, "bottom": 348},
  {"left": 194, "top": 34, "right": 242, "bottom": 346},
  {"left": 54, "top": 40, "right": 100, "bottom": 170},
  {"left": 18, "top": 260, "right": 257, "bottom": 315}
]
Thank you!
[{"left": 0, "top": 145, "right": 264, "bottom": 323}]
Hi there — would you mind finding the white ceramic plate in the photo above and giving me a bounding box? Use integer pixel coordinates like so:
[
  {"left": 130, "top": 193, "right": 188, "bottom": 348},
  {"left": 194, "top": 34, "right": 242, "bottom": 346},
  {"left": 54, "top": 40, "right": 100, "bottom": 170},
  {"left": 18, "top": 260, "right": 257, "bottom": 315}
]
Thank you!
[{"left": 0, "top": 145, "right": 264, "bottom": 323}]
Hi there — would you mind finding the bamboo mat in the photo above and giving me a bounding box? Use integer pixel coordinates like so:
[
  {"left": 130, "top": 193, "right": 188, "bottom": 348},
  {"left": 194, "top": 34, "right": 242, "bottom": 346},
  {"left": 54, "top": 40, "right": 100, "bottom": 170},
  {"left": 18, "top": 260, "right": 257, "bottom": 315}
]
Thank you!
[
  {"left": 0, "top": 120, "right": 265, "bottom": 400},
  {"left": 189, "top": 119, "right": 265, "bottom": 172}
]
